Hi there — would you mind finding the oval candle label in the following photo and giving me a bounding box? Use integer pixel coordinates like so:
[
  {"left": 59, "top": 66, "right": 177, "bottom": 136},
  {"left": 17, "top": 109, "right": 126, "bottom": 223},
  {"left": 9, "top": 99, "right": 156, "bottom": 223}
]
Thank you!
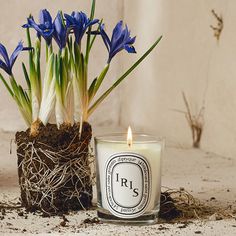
[{"left": 105, "top": 152, "right": 151, "bottom": 219}]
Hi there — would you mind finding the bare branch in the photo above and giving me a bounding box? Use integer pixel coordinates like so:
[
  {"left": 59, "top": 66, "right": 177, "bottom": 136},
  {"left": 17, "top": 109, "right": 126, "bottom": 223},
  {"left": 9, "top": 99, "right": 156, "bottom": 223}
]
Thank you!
[
  {"left": 210, "top": 9, "right": 223, "bottom": 41},
  {"left": 181, "top": 92, "right": 204, "bottom": 148}
]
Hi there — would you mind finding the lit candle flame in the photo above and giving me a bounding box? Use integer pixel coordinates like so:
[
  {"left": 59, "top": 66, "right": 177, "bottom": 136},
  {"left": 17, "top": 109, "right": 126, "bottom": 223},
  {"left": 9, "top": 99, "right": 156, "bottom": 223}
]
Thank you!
[{"left": 127, "top": 126, "right": 133, "bottom": 147}]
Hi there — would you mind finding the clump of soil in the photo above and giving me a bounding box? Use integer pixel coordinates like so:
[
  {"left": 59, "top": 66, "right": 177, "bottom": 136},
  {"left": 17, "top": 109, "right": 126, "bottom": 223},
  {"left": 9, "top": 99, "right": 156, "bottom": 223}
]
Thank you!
[
  {"left": 15, "top": 122, "right": 93, "bottom": 216},
  {"left": 83, "top": 217, "right": 100, "bottom": 224},
  {"left": 160, "top": 192, "right": 182, "bottom": 220}
]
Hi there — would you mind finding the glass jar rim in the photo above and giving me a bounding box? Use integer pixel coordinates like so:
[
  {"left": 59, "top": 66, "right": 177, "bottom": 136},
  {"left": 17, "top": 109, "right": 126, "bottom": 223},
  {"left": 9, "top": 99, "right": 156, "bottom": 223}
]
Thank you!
[{"left": 94, "top": 133, "right": 164, "bottom": 144}]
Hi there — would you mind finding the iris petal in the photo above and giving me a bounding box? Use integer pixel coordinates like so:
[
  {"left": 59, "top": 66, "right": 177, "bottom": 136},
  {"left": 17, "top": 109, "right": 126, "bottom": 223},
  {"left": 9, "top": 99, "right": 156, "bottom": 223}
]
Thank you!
[
  {"left": 0, "top": 43, "right": 10, "bottom": 66},
  {"left": 39, "top": 9, "right": 52, "bottom": 26},
  {"left": 100, "top": 24, "right": 111, "bottom": 52},
  {"left": 100, "top": 21, "right": 136, "bottom": 63},
  {"left": 0, "top": 59, "right": 10, "bottom": 75},
  {"left": 0, "top": 42, "right": 28, "bottom": 75},
  {"left": 124, "top": 45, "right": 136, "bottom": 53},
  {"left": 127, "top": 36, "right": 136, "bottom": 45},
  {"left": 22, "top": 23, "right": 30, "bottom": 28},
  {"left": 10, "top": 41, "right": 24, "bottom": 68},
  {"left": 54, "top": 13, "right": 63, "bottom": 33},
  {"left": 65, "top": 11, "right": 99, "bottom": 45},
  {"left": 64, "top": 14, "right": 75, "bottom": 26},
  {"left": 88, "top": 19, "right": 99, "bottom": 26},
  {"left": 111, "top": 21, "right": 123, "bottom": 43},
  {"left": 27, "top": 18, "right": 42, "bottom": 33},
  {"left": 53, "top": 12, "right": 68, "bottom": 49},
  {"left": 22, "top": 10, "right": 54, "bottom": 46}
]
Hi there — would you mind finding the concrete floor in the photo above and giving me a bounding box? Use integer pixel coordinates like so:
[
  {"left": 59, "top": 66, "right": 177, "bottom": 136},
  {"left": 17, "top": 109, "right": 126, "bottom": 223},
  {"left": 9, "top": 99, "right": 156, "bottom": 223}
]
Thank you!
[{"left": 0, "top": 131, "right": 236, "bottom": 235}]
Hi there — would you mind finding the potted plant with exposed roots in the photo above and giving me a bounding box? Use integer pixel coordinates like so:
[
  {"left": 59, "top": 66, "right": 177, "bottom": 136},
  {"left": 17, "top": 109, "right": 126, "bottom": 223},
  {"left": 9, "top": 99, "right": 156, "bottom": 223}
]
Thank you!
[{"left": 0, "top": 0, "right": 162, "bottom": 216}]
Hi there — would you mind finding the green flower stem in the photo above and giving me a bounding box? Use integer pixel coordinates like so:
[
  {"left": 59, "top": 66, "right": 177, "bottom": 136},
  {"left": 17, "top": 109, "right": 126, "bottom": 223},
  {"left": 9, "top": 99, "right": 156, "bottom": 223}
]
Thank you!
[
  {"left": 89, "top": 63, "right": 110, "bottom": 103},
  {"left": 88, "top": 36, "right": 163, "bottom": 117},
  {"left": 85, "top": 0, "right": 96, "bottom": 64},
  {"left": 89, "top": 19, "right": 103, "bottom": 53}
]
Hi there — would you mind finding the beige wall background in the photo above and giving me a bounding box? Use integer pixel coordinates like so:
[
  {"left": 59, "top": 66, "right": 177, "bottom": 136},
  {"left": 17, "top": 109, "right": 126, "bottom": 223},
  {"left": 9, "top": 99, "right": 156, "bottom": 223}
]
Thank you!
[
  {"left": 0, "top": 1, "right": 236, "bottom": 158},
  {"left": 122, "top": 0, "right": 236, "bottom": 158}
]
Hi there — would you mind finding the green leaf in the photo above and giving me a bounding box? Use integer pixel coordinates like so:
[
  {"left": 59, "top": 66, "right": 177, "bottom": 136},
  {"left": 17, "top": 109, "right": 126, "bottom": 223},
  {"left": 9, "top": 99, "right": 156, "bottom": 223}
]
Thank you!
[
  {"left": 18, "top": 85, "right": 32, "bottom": 115},
  {"left": 18, "top": 86, "right": 32, "bottom": 124},
  {"left": 63, "top": 47, "right": 69, "bottom": 68},
  {"left": 46, "top": 44, "right": 49, "bottom": 62},
  {"left": 90, "top": 0, "right": 96, "bottom": 20},
  {"left": 85, "top": 0, "right": 96, "bottom": 63},
  {"left": 28, "top": 43, "right": 37, "bottom": 92},
  {"left": 22, "top": 63, "right": 31, "bottom": 90},
  {"left": 43, "top": 53, "right": 55, "bottom": 93},
  {"left": 0, "top": 73, "right": 14, "bottom": 97},
  {"left": 88, "top": 77, "right": 97, "bottom": 101},
  {"left": 74, "top": 41, "right": 80, "bottom": 69},
  {"left": 88, "top": 35, "right": 163, "bottom": 116},
  {"left": 93, "top": 64, "right": 109, "bottom": 95},
  {"left": 55, "top": 55, "right": 60, "bottom": 87},
  {"left": 18, "top": 86, "right": 28, "bottom": 105},
  {"left": 78, "top": 53, "right": 85, "bottom": 84},
  {"left": 26, "top": 28, "right": 35, "bottom": 79},
  {"left": 46, "top": 44, "right": 53, "bottom": 62},
  {"left": 24, "top": 90, "right": 31, "bottom": 105},
  {"left": 61, "top": 57, "right": 68, "bottom": 103},
  {"left": 68, "top": 36, "right": 73, "bottom": 53},
  {"left": 35, "top": 39, "right": 41, "bottom": 87},
  {"left": 59, "top": 57, "right": 63, "bottom": 87},
  {"left": 9, "top": 76, "right": 20, "bottom": 99},
  {"left": 89, "top": 19, "right": 103, "bottom": 52},
  {"left": 59, "top": 11, "right": 66, "bottom": 27},
  {"left": 26, "top": 27, "right": 32, "bottom": 48}
]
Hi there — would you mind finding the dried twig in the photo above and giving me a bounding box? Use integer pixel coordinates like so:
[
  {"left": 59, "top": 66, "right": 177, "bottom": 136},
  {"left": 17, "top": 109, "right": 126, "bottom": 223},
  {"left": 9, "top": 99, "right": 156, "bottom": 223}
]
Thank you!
[
  {"left": 182, "top": 92, "right": 204, "bottom": 148},
  {"left": 210, "top": 9, "right": 223, "bottom": 41}
]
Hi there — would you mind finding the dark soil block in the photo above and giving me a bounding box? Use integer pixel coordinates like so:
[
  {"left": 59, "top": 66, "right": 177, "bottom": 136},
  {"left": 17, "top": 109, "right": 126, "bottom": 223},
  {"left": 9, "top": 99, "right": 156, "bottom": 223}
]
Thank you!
[
  {"left": 15, "top": 122, "right": 93, "bottom": 216},
  {"left": 160, "top": 192, "right": 182, "bottom": 220}
]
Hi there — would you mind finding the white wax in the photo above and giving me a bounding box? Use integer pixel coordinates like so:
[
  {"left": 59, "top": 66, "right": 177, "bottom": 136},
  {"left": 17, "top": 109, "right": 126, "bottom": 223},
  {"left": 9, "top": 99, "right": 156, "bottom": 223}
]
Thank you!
[{"left": 96, "top": 141, "right": 162, "bottom": 216}]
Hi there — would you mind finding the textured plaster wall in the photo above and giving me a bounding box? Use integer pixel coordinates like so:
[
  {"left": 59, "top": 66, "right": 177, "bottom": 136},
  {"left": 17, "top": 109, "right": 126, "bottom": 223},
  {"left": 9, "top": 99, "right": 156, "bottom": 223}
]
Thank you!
[
  {"left": 0, "top": 0, "right": 123, "bottom": 131},
  {"left": 121, "top": 0, "right": 236, "bottom": 158}
]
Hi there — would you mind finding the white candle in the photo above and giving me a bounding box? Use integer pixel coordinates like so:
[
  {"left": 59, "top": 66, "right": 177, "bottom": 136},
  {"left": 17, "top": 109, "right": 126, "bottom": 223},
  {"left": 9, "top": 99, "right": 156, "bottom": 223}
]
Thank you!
[{"left": 95, "top": 128, "right": 164, "bottom": 223}]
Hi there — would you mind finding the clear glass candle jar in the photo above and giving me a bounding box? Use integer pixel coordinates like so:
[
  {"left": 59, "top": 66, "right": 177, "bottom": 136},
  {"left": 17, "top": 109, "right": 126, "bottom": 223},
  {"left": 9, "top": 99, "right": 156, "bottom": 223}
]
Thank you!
[{"left": 94, "top": 133, "right": 164, "bottom": 225}]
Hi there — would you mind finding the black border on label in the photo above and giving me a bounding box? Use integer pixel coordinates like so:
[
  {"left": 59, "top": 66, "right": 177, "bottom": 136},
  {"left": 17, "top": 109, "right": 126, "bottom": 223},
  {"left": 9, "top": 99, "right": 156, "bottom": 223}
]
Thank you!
[
  {"left": 111, "top": 162, "right": 144, "bottom": 208},
  {"left": 105, "top": 153, "right": 150, "bottom": 216}
]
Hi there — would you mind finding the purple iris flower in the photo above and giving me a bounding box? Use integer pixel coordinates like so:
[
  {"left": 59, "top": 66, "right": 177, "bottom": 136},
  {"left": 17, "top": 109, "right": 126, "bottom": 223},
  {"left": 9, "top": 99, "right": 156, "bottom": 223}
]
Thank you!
[
  {"left": 23, "top": 9, "right": 54, "bottom": 46},
  {"left": 53, "top": 11, "right": 68, "bottom": 50},
  {"left": 0, "top": 41, "right": 27, "bottom": 75},
  {"left": 64, "top": 11, "right": 99, "bottom": 45},
  {"left": 100, "top": 21, "right": 136, "bottom": 63}
]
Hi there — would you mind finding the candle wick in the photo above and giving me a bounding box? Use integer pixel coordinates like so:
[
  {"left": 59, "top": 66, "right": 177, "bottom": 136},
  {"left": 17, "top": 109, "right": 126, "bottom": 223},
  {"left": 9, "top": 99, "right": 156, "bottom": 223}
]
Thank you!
[
  {"left": 127, "top": 141, "right": 132, "bottom": 147},
  {"left": 127, "top": 126, "right": 133, "bottom": 147}
]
